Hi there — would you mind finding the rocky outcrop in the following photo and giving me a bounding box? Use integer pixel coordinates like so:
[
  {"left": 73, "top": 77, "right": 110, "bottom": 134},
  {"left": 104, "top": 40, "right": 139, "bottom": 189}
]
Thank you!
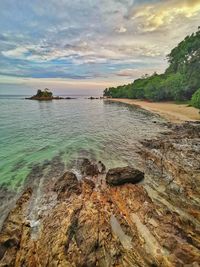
[
  {"left": 0, "top": 188, "right": 32, "bottom": 266},
  {"left": 26, "top": 96, "right": 64, "bottom": 100},
  {"left": 0, "top": 122, "right": 199, "bottom": 266},
  {"left": 106, "top": 166, "right": 144, "bottom": 186},
  {"left": 54, "top": 172, "right": 82, "bottom": 200},
  {"left": 80, "top": 158, "right": 99, "bottom": 176},
  {"left": 88, "top": 97, "right": 99, "bottom": 100},
  {"left": 26, "top": 89, "right": 64, "bottom": 100}
]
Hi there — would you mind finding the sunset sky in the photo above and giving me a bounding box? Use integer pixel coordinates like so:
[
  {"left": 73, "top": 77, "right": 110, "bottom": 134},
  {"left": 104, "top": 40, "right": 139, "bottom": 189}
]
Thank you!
[{"left": 0, "top": 0, "right": 200, "bottom": 95}]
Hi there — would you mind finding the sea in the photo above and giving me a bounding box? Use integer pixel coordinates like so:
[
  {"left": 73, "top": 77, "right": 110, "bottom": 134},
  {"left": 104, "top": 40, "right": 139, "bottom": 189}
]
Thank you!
[{"left": 0, "top": 95, "right": 167, "bottom": 191}]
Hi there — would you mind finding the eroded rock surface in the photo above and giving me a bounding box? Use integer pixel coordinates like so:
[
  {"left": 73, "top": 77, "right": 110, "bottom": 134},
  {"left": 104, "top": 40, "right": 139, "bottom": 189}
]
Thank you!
[
  {"left": 0, "top": 122, "right": 199, "bottom": 267},
  {"left": 54, "top": 171, "right": 82, "bottom": 200},
  {"left": 80, "top": 158, "right": 99, "bottom": 177},
  {"left": 0, "top": 188, "right": 32, "bottom": 266}
]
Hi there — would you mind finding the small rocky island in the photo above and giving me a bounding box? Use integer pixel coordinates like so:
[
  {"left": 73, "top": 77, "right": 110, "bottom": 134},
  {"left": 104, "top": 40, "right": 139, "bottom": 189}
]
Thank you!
[{"left": 26, "top": 89, "right": 64, "bottom": 100}]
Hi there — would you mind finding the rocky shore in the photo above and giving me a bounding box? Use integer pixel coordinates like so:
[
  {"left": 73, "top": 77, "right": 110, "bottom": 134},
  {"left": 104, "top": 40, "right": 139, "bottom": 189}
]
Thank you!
[{"left": 0, "top": 122, "right": 200, "bottom": 266}]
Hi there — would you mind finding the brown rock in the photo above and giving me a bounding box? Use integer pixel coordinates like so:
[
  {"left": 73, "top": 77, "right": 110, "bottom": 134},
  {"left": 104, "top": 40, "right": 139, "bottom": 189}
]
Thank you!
[
  {"left": 54, "top": 172, "right": 81, "bottom": 200},
  {"left": 106, "top": 166, "right": 144, "bottom": 186},
  {"left": 0, "top": 188, "right": 32, "bottom": 266},
  {"left": 0, "top": 123, "right": 199, "bottom": 267},
  {"left": 80, "top": 158, "right": 99, "bottom": 176}
]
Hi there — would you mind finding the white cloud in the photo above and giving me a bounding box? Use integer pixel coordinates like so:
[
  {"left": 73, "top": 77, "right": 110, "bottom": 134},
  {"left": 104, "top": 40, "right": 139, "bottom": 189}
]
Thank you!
[
  {"left": 116, "top": 25, "right": 127, "bottom": 33},
  {"left": 2, "top": 46, "right": 28, "bottom": 58},
  {"left": 129, "top": 0, "right": 200, "bottom": 32}
]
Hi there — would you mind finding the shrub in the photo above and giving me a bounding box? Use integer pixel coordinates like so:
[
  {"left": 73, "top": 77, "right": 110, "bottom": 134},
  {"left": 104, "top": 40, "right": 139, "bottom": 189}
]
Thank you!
[{"left": 191, "top": 88, "right": 200, "bottom": 109}]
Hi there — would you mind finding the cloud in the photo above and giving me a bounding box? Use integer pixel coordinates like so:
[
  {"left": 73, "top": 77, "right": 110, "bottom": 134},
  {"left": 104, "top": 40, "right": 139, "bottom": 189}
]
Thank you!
[
  {"left": 129, "top": 0, "right": 200, "bottom": 32},
  {"left": 2, "top": 46, "right": 29, "bottom": 58},
  {"left": 115, "top": 66, "right": 165, "bottom": 79},
  {"left": 0, "top": 74, "right": 120, "bottom": 92},
  {"left": 1, "top": 40, "right": 162, "bottom": 65},
  {"left": 0, "top": 0, "right": 199, "bottom": 90},
  {"left": 116, "top": 25, "right": 127, "bottom": 33}
]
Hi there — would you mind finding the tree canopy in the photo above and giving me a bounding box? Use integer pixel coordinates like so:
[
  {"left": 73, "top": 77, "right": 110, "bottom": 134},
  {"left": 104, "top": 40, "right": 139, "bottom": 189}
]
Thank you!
[
  {"left": 191, "top": 89, "right": 200, "bottom": 109},
  {"left": 35, "top": 88, "right": 53, "bottom": 98}
]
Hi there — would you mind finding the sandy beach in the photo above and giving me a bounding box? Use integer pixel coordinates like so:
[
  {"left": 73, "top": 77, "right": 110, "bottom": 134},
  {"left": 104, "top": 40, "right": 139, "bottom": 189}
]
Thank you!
[{"left": 107, "top": 98, "right": 200, "bottom": 123}]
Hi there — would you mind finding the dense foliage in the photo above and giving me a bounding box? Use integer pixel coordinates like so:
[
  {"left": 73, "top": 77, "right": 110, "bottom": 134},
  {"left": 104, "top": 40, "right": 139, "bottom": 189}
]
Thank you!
[
  {"left": 191, "top": 89, "right": 200, "bottom": 109},
  {"left": 35, "top": 88, "right": 53, "bottom": 98},
  {"left": 104, "top": 29, "right": 200, "bottom": 105}
]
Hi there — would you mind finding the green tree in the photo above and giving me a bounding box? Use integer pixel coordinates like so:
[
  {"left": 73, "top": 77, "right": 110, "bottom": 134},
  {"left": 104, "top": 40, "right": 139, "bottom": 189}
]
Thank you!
[
  {"left": 36, "top": 89, "right": 42, "bottom": 97},
  {"left": 191, "top": 89, "right": 200, "bottom": 109},
  {"left": 103, "top": 28, "right": 200, "bottom": 102},
  {"left": 35, "top": 88, "right": 53, "bottom": 98}
]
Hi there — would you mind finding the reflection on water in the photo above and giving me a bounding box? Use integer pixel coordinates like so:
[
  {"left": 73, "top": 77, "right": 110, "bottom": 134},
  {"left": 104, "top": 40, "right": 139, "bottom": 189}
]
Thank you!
[{"left": 0, "top": 98, "right": 167, "bottom": 191}]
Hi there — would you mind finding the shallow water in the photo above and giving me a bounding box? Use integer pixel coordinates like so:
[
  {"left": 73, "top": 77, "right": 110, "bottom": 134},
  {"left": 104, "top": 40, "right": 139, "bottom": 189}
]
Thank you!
[{"left": 0, "top": 96, "right": 167, "bottom": 191}]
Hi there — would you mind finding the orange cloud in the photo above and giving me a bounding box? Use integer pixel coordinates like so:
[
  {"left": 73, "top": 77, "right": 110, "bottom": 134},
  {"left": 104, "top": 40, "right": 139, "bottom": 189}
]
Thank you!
[{"left": 130, "top": 0, "right": 200, "bottom": 32}]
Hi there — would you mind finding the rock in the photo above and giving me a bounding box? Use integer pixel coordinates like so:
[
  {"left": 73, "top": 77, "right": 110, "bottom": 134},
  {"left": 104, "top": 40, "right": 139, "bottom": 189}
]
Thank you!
[
  {"left": 54, "top": 172, "right": 81, "bottom": 199},
  {"left": 106, "top": 166, "right": 144, "bottom": 186},
  {"left": 0, "top": 188, "right": 32, "bottom": 266},
  {"left": 0, "top": 123, "right": 199, "bottom": 267},
  {"left": 88, "top": 96, "right": 99, "bottom": 100},
  {"left": 80, "top": 158, "right": 99, "bottom": 176},
  {"left": 26, "top": 89, "right": 64, "bottom": 100},
  {"left": 83, "top": 178, "right": 95, "bottom": 189}
]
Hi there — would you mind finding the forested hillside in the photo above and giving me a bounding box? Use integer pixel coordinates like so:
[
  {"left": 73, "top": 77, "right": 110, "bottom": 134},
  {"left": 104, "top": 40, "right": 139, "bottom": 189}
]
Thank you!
[{"left": 104, "top": 28, "right": 200, "bottom": 105}]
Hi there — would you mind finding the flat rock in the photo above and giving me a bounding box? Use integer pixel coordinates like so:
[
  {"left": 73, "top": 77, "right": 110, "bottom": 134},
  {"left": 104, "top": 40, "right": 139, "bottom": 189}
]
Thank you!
[{"left": 106, "top": 166, "right": 144, "bottom": 186}]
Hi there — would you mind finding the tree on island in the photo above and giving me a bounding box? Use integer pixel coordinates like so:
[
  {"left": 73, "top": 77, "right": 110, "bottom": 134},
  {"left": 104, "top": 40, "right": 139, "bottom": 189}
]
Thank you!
[
  {"left": 27, "top": 88, "right": 65, "bottom": 100},
  {"left": 35, "top": 88, "right": 53, "bottom": 98}
]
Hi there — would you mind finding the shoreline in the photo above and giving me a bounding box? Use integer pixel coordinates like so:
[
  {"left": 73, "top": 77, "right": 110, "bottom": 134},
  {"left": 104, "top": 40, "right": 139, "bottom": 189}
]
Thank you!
[{"left": 106, "top": 98, "right": 200, "bottom": 123}]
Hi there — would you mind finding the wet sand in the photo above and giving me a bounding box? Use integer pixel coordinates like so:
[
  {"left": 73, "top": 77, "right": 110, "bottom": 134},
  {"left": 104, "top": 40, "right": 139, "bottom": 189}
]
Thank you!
[{"left": 107, "top": 99, "right": 200, "bottom": 123}]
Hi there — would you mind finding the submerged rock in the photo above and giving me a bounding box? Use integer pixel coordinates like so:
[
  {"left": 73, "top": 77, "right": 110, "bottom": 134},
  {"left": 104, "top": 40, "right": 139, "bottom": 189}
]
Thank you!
[{"left": 106, "top": 166, "right": 144, "bottom": 186}]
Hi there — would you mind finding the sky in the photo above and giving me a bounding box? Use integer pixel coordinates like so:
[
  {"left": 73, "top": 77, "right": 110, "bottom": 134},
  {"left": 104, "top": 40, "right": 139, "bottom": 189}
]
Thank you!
[{"left": 0, "top": 0, "right": 200, "bottom": 95}]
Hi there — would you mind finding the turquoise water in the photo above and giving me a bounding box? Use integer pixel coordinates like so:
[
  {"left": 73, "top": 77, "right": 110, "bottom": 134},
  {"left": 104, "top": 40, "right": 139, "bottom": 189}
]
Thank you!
[{"left": 0, "top": 96, "right": 166, "bottom": 190}]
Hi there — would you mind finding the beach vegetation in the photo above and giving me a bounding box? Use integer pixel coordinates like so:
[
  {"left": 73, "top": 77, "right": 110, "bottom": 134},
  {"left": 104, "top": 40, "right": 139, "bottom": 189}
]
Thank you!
[
  {"left": 191, "top": 89, "right": 200, "bottom": 109},
  {"left": 104, "top": 28, "right": 200, "bottom": 103}
]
